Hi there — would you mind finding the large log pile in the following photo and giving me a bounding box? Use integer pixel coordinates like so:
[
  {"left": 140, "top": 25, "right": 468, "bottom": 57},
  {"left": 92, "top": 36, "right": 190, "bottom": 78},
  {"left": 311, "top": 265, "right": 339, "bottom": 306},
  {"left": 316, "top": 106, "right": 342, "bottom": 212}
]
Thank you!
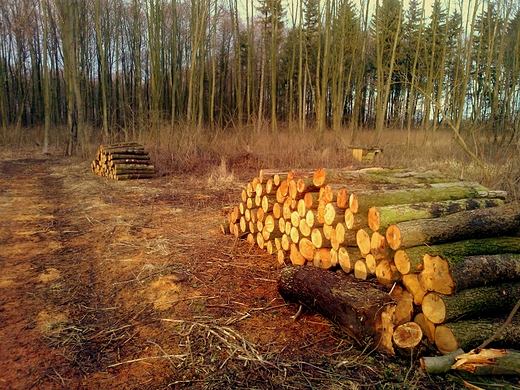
[
  {"left": 91, "top": 142, "right": 155, "bottom": 180},
  {"left": 222, "top": 167, "right": 520, "bottom": 355}
]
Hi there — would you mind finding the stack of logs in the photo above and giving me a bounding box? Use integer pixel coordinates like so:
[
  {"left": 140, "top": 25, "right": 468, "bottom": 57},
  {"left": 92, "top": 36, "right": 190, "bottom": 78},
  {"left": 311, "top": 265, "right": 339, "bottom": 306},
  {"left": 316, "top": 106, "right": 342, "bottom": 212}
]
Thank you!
[
  {"left": 223, "top": 167, "right": 520, "bottom": 356},
  {"left": 91, "top": 142, "right": 155, "bottom": 180}
]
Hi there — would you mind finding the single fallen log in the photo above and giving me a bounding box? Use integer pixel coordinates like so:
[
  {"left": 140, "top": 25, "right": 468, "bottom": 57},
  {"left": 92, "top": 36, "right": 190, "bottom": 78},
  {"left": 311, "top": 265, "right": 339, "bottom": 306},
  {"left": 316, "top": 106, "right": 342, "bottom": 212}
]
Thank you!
[
  {"left": 386, "top": 203, "right": 520, "bottom": 250},
  {"left": 278, "top": 265, "right": 396, "bottom": 354}
]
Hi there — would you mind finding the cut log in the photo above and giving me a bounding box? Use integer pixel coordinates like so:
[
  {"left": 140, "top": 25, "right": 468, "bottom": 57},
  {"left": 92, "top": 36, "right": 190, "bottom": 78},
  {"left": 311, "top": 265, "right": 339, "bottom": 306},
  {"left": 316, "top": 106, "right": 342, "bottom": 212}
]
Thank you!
[
  {"left": 414, "top": 313, "right": 435, "bottom": 343},
  {"left": 390, "top": 288, "right": 414, "bottom": 327},
  {"left": 442, "top": 318, "right": 520, "bottom": 352},
  {"left": 401, "top": 274, "right": 427, "bottom": 305},
  {"left": 289, "top": 243, "right": 305, "bottom": 265},
  {"left": 418, "top": 255, "right": 454, "bottom": 295},
  {"left": 451, "top": 253, "right": 520, "bottom": 292},
  {"left": 299, "top": 238, "right": 316, "bottom": 261},
  {"left": 436, "top": 281, "right": 520, "bottom": 323},
  {"left": 392, "top": 322, "right": 423, "bottom": 351},
  {"left": 385, "top": 204, "right": 520, "bottom": 250},
  {"left": 344, "top": 208, "right": 366, "bottom": 230},
  {"left": 350, "top": 182, "right": 501, "bottom": 215},
  {"left": 434, "top": 324, "right": 460, "bottom": 354},
  {"left": 338, "top": 246, "right": 362, "bottom": 274},
  {"left": 354, "top": 259, "right": 371, "bottom": 280},
  {"left": 368, "top": 198, "right": 504, "bottom": 233},
  {"left": 278, "top": 265, "right": 396, "bottom": 354},
  {"left": 370, "top": 231, "right": 391, "bottom": 260},
  {"left": 393, "top": 237, "right": 520, "bottom": 278},
  {"left": 421, "top": 292, "right": 446, "bottom": 324},
  {"left": 356, "top": 229, "right": 371, "bottom": 257},
  {"left": 313, "top": 248, "right": 332, "bottom": 270},
  {"left": 375, "top": 259, "right": 401, "bottom": 285}
]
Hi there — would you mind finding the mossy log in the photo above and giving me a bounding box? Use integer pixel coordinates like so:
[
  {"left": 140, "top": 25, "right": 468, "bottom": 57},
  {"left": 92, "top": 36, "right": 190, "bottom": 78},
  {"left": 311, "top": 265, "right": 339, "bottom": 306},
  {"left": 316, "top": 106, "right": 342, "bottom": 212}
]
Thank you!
[
  {"left": 312, "top": 167, "right": 460, "bottom": 187},
  {"left": 278, "top": 265, "right": 396, "bottom": 355},
  {"left": 349, "top": 182, "right": 502, "bottom": 214},
  {"left": 393, "top": 237, "right": 520, "bottom": 276},
  {"left": 421, "top": 282, "right": 520, "bottom": 324},
  {"left": 386, "top": 204, "right": 520, "bottom": 250},
  {"left": 368, "top": 198, "right": 504, "bottom": 232},
  {"left": 435, "top": 318, "right": 520, "bottom": 353}
]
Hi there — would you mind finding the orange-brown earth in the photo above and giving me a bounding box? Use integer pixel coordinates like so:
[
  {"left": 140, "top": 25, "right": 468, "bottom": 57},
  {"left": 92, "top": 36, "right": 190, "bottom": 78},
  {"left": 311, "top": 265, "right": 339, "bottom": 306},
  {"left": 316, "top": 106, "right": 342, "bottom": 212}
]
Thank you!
[{"left": 0, "top": 152, "right": 462, "bottom": 389}]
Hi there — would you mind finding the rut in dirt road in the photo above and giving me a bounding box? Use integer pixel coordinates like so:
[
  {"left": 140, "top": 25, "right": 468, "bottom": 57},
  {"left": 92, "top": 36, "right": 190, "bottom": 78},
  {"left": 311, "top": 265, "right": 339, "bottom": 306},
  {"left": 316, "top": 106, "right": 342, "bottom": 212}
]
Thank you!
[{"left": 0, "top": 157, "right": 159, "bottom": 389}]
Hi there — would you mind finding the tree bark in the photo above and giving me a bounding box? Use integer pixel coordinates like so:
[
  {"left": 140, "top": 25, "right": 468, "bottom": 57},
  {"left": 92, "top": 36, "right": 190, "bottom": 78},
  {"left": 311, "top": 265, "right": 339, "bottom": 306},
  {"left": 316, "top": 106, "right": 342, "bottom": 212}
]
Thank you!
[
  {"left": 386, "top": 204, "right": 520, "bottom": 250},
  {"left": 436, "top": 318, "right": 520, "bottom": 353},
  {"left": 393, "top": 237, "right": 520, "bottom": 276},
  {"left": 369, "top": 198, "right": 504, "bottom": 232},
  {"left": 278, "top": 265, "right": 396, "bottom": 354}
]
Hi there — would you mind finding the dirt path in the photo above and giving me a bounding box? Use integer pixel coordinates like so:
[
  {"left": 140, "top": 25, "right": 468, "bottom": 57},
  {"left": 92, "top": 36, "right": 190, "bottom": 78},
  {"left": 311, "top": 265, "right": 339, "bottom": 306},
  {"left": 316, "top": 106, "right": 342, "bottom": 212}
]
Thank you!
[{"left": 0, "top": 153, "right": 457, "bottom": 389}]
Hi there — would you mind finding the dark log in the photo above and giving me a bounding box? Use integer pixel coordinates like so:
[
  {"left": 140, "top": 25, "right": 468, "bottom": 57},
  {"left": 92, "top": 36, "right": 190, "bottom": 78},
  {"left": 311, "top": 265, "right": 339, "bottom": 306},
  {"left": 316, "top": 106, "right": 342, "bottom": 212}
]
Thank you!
[
  {"left": 451, "top": 253, "right": 520, "bottom": 292},
  {"left": 278, "top": 265, "right": 396, "bottom": 354}
]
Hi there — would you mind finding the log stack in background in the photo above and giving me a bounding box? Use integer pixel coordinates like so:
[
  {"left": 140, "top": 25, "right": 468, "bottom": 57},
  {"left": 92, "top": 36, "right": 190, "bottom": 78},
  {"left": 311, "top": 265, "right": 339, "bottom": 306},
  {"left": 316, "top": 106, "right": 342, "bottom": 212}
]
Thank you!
[
  {"left": 222, "top": 166, "right": 520, "bottom": 355},
  {"left": 91, "top": 142, "right": 155, "bottom": 180}
]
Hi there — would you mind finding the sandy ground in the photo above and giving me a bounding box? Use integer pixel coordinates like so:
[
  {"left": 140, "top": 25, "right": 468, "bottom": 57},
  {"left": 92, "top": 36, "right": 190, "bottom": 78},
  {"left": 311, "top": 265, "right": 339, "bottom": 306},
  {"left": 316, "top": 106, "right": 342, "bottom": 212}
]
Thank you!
[{"left": 0, "top": 152, "right": 467, "bottom": 389}]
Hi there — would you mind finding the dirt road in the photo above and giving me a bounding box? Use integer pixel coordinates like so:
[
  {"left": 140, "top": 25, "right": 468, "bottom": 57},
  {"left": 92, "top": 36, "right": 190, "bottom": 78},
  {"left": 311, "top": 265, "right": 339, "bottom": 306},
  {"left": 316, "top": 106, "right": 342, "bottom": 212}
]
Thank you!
[{"left": 0, "top": 153, "right": 456, "bottom": 389}]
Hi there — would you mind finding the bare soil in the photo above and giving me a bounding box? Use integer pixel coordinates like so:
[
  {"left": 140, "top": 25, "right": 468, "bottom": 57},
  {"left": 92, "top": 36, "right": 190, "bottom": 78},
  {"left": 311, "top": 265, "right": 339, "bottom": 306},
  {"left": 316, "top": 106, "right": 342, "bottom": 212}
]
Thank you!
[{"left": 0, "top": 152, "right": 467, "bottom": 389}]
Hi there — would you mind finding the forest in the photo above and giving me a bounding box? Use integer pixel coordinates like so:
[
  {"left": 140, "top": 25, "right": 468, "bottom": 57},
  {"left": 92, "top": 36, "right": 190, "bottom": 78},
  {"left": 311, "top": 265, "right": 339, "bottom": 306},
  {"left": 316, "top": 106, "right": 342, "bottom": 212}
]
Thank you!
[{"left": 0, "top": 0, "right": 519, "bottom": 157}]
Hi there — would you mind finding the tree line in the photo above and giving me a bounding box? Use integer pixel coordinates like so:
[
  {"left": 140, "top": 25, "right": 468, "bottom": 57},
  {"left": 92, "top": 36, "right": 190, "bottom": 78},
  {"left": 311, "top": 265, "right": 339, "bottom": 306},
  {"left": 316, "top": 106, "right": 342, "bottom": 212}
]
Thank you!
[{"left": 0, "top": 0, "right": 519, "bottom": 153}]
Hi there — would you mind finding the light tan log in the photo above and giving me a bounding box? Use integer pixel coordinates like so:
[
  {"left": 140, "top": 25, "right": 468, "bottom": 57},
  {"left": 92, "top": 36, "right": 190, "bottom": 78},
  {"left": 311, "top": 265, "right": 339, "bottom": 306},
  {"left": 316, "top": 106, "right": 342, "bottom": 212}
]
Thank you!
[
  {"left": 418, "top": 255, "right": 454, "bottom": 295},
  {"left": 299, "top": 238, "right": 316, "bottom": 261},
  {"left": 289, "top": 243, "right": 306, "bottom": 265},
  {"left": 311, "top": 228, "right": 331, "bottom": 249},
  {"left": 392, "top": 322, "right": 423, "bottom": 351},
  {"left": 324, "top": 203, "right": 346, "bottom": 225},
  {"left": 414, "top": 313, "right": 435, "bottom": 343},
  {"left": 370, "top": 231, "right": 391, "bottom": 260},
  {"left": 344, "top": 209, "right": 366, "bottom": 230},
  {"left": 356, "top": 229, "right": 371, "bottom": 257},
  {"left": 440, "top": 318, "right": 520, "bottom": 353},
  {"left": 421, "top": 292, "right": 446, "bottom": 324},
  {"left": 354, "top": 259, "right": 370, "bottom": 280},
  {"left": 313, "top": 248, "right": 332, "bottom": 270},
  {"left": 299, "top": 219, "right": 312, "bottom": 237},
  {"left": 375, "top": 259, "right": 401, "bottom": 285},
  {"left": 394, "top": 237, "right": 520, "bottom": 279},
  {"left": 335, "top": 223, "right": 358, "bottom": 247},
  {"left": 434, "top": 325, "right": 460, "bottom": 354},
  {"left": 402, "top": 274, "right": 427, "bottom": 305},
  {"left": 390, "top": 288, "right": 414, "bottom": 327}
]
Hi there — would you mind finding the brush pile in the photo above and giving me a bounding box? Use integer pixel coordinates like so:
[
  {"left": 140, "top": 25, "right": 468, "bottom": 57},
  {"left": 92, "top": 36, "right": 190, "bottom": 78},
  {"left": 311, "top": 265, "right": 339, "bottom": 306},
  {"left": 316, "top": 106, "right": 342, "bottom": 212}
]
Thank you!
[
  {"left": 222, "top": 167, "right": 520, "bottom": 355},
  {"left": 91, "top": 142, "right": 155, "bottom": 180}
]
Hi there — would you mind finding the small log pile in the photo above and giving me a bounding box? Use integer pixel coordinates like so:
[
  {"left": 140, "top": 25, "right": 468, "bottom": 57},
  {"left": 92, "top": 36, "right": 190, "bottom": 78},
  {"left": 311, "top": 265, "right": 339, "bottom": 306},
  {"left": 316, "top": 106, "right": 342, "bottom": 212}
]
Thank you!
[
  {"left": 91, "top": 142, "right": 155, "bottom": 180},
  {"left": 222, "top": 167, "right": 520, "bottom": 355}
]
